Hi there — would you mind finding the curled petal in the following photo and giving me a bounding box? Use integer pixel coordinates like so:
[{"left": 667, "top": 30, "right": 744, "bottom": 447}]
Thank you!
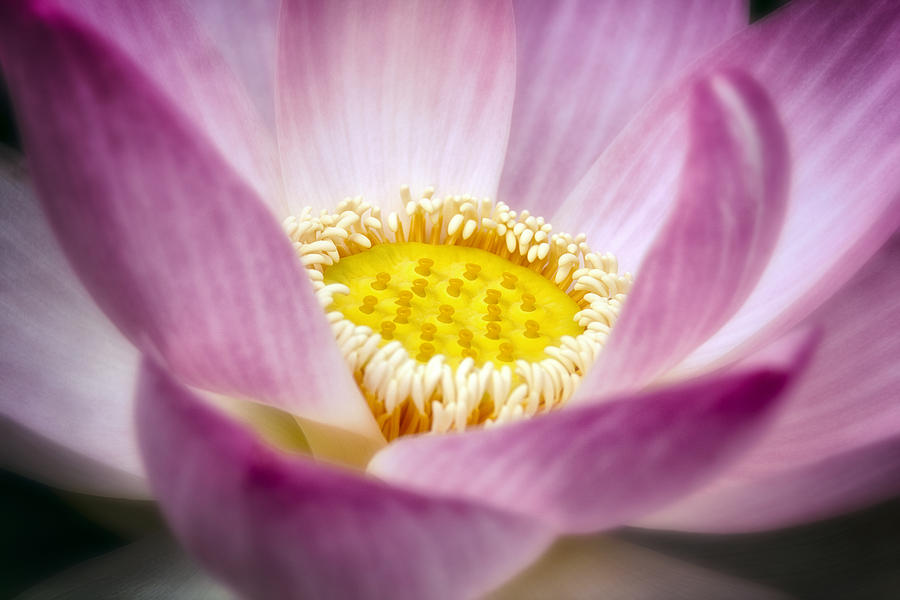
[
  {"left": 579, "top": 70, "right": 789, "bottom": 396},
  {"left": 676, "top": 0, "right": 900, "bottom": 372},
  {"left": 137, "top": 360, "right": 552, "bottom": 600}
]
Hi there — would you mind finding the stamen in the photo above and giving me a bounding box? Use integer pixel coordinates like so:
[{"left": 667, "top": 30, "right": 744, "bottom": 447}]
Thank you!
[{"left": 285, "top": 188, "right": 632, "bottom": 440}]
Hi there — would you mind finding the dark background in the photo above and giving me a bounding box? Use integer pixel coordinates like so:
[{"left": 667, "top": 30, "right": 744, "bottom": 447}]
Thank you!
[{"left": 3, "top": 1, "right": 898, "bottom": 598}]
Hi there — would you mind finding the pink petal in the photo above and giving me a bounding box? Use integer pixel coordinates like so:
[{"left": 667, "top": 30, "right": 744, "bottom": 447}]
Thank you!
[
  {"left": 640, "top": 234, "right": 900, "bottom": 532},
  {"left": 641, "top": 435, "right": 900, "bottom": 533},
  {"left": 137, "top": 360, "right": 552, "bottom": 600},
  {"left": 579, "top": 70, "right": 789, "bottom": 396},
  {"left": 489, "top": 537, "right": 788, "bottom": 600},
  {"left": 44, "top": 0, "right": 283, "bottom": 212},
  {"left": 673, "top": 0, "right": 900, "bottom": 372},
  {"left": 185, "top": 0, "right": 280, "bottom": 131},
  {"left": 0, "top": 6, "right": 377, "bottom": 436},
  {"left": 369, "top": 331, "right": 815, "bottom": 534},
  {"left": 500, "top": 0, "right": 747, "bottom": 216},
  {"left": 0, "top": 157, "right": 146, "bottom": 498},
  {"left": 276, "top": 0, "right": 517, "bottom": 215}
]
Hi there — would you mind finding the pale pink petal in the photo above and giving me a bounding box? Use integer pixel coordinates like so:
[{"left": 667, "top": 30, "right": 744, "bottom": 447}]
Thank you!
[
  {"left": 489, "top": 537, "right": 788, "bottom": 600},
  {"left": 501, "top": 0, "right": 747, "bottom": 216},
  {"left": 0, "top": 156, "right": 146, "bottom": 498},
  {"left": 0, "top": 6, "right": 376, "bottom": 436},
  {"left": 546, "top": 70, "right": 693, "bottom": 272},
  {"left": 137, "top": 360, "right": 552, "bottom": 600},
  {"left": 673, "top": 0, "right": 900, "bottom": 372},
  {"left": 729, "top": 236, "right": 900, "bottom": 470},
  {"left": 46, "top": 0, "right": 283, "bottom": 212},
  {"left": 277, "top": 0, "right": 517, "bottom": 215},
  {"left": 185, "top": 0, "right": 280, "bottom": 131},
  {"left": 369, "top": 331, "right": 814, "bottom": 534},
  {"left": 579, "top": 70, "right": 789, "bottom": 396},
  {"left": 640, "top": 234, "right": 900, "bottom": 532},
  {"left": 641, "top": 435, "right": 900, "bottom": 533}
]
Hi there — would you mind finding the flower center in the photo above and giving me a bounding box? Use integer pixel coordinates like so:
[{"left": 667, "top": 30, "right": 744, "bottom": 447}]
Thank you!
[
  {"left": 285, "top": 187, "right": 631, "bottom": 441},
  {"left": 327, "top": 243, "right": 589, "bottom": 367}
]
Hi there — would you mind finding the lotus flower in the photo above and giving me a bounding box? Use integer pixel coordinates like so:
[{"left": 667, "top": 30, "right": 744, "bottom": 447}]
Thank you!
[{"left": 2, "top": 0, "right": 899, "bottom": 598}]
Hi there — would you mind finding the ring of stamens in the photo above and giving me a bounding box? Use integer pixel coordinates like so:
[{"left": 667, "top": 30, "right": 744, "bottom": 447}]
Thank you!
[{"left": 284, "top": 186, "right": 632, "bottom": 441}]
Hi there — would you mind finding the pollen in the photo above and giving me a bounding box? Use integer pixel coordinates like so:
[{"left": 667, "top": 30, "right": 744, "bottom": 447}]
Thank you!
[{"left": 284, "top": 186, "right": 632, "bottom": 441}]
